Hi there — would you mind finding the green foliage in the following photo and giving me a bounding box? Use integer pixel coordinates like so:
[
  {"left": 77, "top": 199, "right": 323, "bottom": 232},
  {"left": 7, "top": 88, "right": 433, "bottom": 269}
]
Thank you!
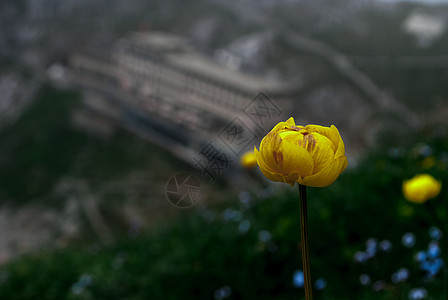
[
  {"left": 0, "top": 85, "right": 83, "bottom": 202},
  {"left": 1, "top": 133, "right": 448, "bottom": 299},
  {"left": 0, "top": 85, "right": 190, "bottom": 205}
]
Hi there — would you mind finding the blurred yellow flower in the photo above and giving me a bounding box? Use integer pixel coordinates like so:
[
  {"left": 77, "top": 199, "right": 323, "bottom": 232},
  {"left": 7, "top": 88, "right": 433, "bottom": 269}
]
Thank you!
[
  {"left": 240, "top": 151, "right": 257, "bottom": 169},
  {"left": 403, "top": 174, "right": 441, "bottom": 203},
  {"left": 254, "top": 117, "right": 348, "bottom": 187}
]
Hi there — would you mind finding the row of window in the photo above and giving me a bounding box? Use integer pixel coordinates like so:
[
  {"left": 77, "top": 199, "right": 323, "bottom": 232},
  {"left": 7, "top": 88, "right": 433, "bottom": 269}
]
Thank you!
[{"left": 116, "top": 53, "right": 249, "bottom": 112}]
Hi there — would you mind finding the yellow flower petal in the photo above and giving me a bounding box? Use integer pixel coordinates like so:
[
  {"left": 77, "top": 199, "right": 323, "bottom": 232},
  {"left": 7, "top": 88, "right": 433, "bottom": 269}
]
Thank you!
[
  {"left": 255, "top": 148, "right": 285, "bottom": 181},
  {"left": 258, "top": 132, "right": 284, "bottom": 173},
  {"left": 305, "top": 132, "right": 335, "bottom": 173},
  {"left": 283, "top": 172, "right": 301, "bottom": 187},
  {"left": 278, "top": 130, "right": 335, "bottom": 174},
  {"left": 258, "top": 164, "right": 285, "bottom": 183},
  {"left": 254, "top": 146, "right": 270, "bottom": 170},
  {"left": 285, "top": 117, "right": 295, "bottom": 126},
  {"left": 269, "top": 117, "right": 297, "bottom": 134},
  {"left": 305, "top": 125, "right": 339, "bottom": 153},
  {"left": 266, "top": 131, "right": 314, "bottom": 177},
  {"left": 332, "top": 126, "right": 346, "bottom": 159},
  {"left": 299, "top": 156, "right": 348, "bottom": 187}
]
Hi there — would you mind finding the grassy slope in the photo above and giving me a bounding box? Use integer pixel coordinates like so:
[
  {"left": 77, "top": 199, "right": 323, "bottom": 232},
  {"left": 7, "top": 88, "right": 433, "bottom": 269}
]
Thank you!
[
  {"left": 0, "top": 131, "right": 447, "bottom": 299},
  {"left": 0, "top": 85, "right": 191, "bottom": 206}
]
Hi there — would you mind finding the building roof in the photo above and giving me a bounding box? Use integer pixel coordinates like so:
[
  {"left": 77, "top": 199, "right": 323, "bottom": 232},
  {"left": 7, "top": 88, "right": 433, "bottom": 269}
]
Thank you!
[{"left": 128, "top": 32, "right": 193, "bottom": 53}]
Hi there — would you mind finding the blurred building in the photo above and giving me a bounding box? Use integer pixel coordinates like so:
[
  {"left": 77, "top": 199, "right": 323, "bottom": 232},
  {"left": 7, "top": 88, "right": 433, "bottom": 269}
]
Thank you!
[
  {"left": 403, "top": 10, "right": 446, "bottom": 47},
  {"left": 67, "top": 31, "right": 297, "bottom": 164}
]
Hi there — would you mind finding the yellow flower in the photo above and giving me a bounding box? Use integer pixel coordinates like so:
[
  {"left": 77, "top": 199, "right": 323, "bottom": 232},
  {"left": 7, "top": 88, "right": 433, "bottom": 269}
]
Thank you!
[
  {"left": 254, "top": 117, "right": 348, "bottom": 187},
  {"left": 403, "top": 174, "right": 441, "bottom": 203},
  {"left": 240, "top": 151, "right": 257, "bottom": 169}
]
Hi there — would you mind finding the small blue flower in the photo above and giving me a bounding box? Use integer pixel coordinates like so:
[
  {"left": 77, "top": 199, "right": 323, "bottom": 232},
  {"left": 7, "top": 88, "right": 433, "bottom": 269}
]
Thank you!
[
  {"left": 420, "top": 260, "right": 431, "bottom": 272},
  {"left": 359, "top": 274, "right": 371, "bottom": 286},
  {"left": 71, "top": 282, "right": 84, "bottom": 295},
  {"left": 258, "top": 230, "right": 272, "bottom": 243},
  {"left": 426, "top": 267, "right": 438, "bottom": 278},
  {"left": 366, "top": 238, "right": 378, "bottom": 250},
  {"left": 222, "top": 208, "right": 243, "bottom": 222},
  {"left": 238, "top": 192, "right": 252, "bottom": 208},
  {"left": 79, "top": 274, "right": 93, "bottom": 287},
  {"left": 372, "top": 280, "right": 386, "bottom": 292},
  {"left": 418, "top": 144, "right": 433, "bottom": 157},
  {"left": 433, "top": 258, "right": 444, "bottom": 270},
  {"left": 354, "top": 251, "right": 368, "bottom": 263},
  {"left": 314, "top": 278, "right": 327, "bottom": 290},
  {"left": 408, "top": 287, "right": 427, "bottom": 300},
  {"left": 222, "top": 208, "right": 234, "bottom": 221},
  {"left": 420, "top": 258, "right": 444, "bottom": 278},
  {"left": 365, "top": 247, "right": 376, "bottom": 259},
  {"left": 429, "top": 227, "right": 443, "bottom": 240},
  {"left": 428, "top": 258, "right": 444, "bottom": 278},
  {"left": 214, "top": 286, "right": 232, "bottom": 300},
  {"left": 402, "top": 233, "right": 416, "bottom": 248},
  {"left": 427, "top": 241, "right": 440, "bottom": 259},
  {"left": 238, "top": 220, "right": 251, "bottom": 235},
  {"left": 365, "top": 238, "right": 377, "bottom": 258},
  {"left": 379, "top": 240, "right": 392, "bottom": 252},
  {"left": 415, "top": 251, "right": 426, "bottom": 262},
  {"left": 391, "top": 268, "right": 410, "bottom": 283},
  {"left": 293, "top": 270, "right": 304, "bottom": 288}
]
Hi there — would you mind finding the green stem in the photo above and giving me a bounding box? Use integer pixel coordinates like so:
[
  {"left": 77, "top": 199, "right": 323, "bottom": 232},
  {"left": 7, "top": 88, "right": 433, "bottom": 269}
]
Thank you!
[{"left": 299, "top": 184, "right": 313, "bottom": 300}]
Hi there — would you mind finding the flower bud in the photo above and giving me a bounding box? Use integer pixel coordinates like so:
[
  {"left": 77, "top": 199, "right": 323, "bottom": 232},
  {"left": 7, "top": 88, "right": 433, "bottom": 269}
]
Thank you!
[{"left": 254, "top": 117, "right": 348, "bottom": 187}]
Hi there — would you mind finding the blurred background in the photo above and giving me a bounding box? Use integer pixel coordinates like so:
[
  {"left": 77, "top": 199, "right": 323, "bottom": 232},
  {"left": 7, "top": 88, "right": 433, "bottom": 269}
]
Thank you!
[{"left": 1, "top": 0, "right": 448, "bottom": 299}]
